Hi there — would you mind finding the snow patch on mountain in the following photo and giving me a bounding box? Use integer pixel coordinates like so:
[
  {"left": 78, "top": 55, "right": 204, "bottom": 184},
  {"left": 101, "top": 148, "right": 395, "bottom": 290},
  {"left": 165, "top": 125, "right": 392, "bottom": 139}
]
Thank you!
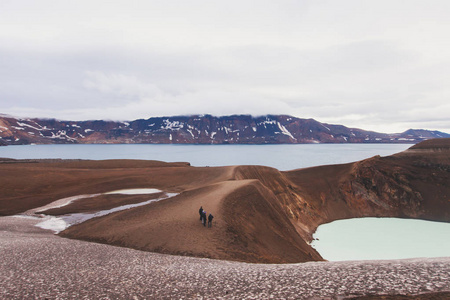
[{"left": 277, "top": 122, "right": 296, "bottom": 140}]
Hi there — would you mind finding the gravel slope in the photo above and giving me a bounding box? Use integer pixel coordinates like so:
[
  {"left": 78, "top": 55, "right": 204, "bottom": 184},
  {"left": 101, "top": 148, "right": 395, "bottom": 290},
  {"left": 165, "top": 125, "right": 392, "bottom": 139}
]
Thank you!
[{"left": 1, "top": 216, "right": 449, "bottom": 299}]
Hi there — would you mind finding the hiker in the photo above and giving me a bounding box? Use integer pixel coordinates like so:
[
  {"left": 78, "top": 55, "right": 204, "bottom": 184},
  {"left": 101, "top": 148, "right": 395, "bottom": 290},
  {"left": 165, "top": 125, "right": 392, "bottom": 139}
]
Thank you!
[
  {"left": 199, "top": 206, "right": 203, "bottom": 221},
  {"left": 202, "top": 211, "right": 207, "bottom": 227},
  {"left": 208, "top": 213, "right": 214, "bottom": 228}
]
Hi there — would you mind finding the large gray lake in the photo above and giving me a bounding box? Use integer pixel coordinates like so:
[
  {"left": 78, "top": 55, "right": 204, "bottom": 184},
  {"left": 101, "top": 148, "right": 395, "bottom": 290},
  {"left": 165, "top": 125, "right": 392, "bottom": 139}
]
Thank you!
[
  {"left": 2, "top": 143, "right": 449, "bottom": 261},
  {"left": 0, "top": 143, "right": 412, "bottom": 171}
]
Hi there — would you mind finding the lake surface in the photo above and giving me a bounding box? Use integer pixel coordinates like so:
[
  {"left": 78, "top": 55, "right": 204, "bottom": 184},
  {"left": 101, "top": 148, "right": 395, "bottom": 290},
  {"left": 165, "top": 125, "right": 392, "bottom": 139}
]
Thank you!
[
  {"left": 311, "top": 218, "right": 450, "bottom": 261},
  {"left": 0, "top": 143, "right": 412, "bottom": 171}
]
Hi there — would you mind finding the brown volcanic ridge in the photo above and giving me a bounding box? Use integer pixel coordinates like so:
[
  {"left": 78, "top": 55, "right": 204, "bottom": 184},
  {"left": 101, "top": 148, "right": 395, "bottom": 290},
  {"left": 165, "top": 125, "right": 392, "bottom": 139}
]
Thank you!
[{"left": 1, "top": 139, "right": 449, "bottom": 264}]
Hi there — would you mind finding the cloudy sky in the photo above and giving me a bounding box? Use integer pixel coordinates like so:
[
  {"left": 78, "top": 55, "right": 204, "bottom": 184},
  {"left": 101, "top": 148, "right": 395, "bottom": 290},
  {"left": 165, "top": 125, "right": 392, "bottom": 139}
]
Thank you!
[{"left": 1, "top": 0, "right": 449, "bottom": 133}]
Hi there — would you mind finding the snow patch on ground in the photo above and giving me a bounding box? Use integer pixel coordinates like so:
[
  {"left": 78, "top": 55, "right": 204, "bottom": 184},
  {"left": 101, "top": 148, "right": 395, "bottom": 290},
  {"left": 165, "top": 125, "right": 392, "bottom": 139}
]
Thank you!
[
  {"left": 32, "top": 190, "right": 176, "bottom": 233},
  {"left": 105, "top": 188, "right": 162, "bottom": 195}
]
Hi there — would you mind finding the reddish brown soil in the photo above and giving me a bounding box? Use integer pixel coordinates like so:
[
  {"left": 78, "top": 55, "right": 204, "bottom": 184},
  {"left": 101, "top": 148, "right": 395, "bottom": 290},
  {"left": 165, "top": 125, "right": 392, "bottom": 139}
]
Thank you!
[
  {"left": 0, "top": 159, "right": 231, "bottom": 216},
  {"left": 1, "top": 139, "right": 449, "bottom": 264},
  {"left": 60, "top": 179, "right": 322, "bottom": 263},
  {"left": 39, "top": 193, "right": 165, "bottom": 215}
]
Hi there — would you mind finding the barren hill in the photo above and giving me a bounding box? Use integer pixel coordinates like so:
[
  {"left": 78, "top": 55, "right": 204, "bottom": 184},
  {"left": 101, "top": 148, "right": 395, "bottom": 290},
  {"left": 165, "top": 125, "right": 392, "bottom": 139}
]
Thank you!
[{"left": 1, "top": 139, "right": 449, "bottom": 263}]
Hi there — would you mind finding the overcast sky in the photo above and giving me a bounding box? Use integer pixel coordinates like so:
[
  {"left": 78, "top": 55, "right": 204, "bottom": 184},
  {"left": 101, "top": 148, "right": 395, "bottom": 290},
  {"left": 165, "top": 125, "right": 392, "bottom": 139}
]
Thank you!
[{"left": 1, "top": 0, "right": 449, "bottom": 133}]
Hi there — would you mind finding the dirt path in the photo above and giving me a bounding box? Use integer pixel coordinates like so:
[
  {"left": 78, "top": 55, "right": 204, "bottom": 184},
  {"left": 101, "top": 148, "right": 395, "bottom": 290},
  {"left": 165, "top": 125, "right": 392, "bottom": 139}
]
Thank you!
[{"left": 1, "top": 216, "right": 449, "bottom": 299}]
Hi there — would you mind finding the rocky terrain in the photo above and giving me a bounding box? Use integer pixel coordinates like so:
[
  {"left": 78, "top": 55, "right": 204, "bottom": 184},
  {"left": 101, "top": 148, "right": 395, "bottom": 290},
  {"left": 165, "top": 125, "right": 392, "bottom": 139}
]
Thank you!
[
  {"left": 1, "top": 114, "right": 448, "bottom": 145},
  {"left": 1, "top": 216, "right": 449, "bottom": 299}
]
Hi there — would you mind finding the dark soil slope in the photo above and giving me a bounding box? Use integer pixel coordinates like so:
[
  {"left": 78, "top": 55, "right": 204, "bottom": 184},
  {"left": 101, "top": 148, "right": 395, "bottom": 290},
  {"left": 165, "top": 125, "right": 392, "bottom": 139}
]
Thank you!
[{"left": 284, "top": 138, "right": 450, "bottom": 238}]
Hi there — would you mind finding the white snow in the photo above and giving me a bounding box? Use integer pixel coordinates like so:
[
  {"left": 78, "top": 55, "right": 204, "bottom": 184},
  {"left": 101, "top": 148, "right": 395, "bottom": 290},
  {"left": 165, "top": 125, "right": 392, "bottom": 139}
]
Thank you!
[
  {"left": 50, "top": 130, "right": 77, "bottom": 141},
  {"left": 35, "top": 192, "right": 177, "bottom": 233},
  {"left": 277, "top": 122, "right": 296, "bottom": 140},
  {"left": 12, "top": 126, "right": 25, "bottom": 131},
  {"left": 84, "top": 129, "right": 94, "bottom": 133},
  {"left": 259, "top": 119, "right": 276, "bottom": 125},
  {"left": 104, "top": 188, "right": 163, "bottom": 194},
  {"left": 35, "top": 194, "right": 101, "bottom": 213},
  {"left": 321, "top": 124, "right": 331, "bottom": 131},
  {"left": 36, "top": 217, "right": 69, "bottom": 232},
  {"left": 162, "top": 119, "right": 183, "bottom": 130},
  {"left": 17, "top": 122, "right": 42, "bottom": 131}
]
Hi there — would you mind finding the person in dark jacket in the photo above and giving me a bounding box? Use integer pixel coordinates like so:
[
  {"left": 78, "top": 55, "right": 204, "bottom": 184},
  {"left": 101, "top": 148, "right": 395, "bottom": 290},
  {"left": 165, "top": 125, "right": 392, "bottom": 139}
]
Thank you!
[
  {"left": 199, "top": 206, "right": 203, "bottom": 221},
  {"left": 208, "top": 213, "right": 214, "bottom": 228},
  {"left": 202, "top": 211, "right": 207, "bottom": 227}
]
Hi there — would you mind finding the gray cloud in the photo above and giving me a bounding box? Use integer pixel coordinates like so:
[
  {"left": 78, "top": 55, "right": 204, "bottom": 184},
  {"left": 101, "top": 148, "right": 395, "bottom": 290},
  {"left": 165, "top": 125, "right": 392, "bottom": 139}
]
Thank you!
[{"left": 0, "top": 0, "right": 449, "bottom": 133}]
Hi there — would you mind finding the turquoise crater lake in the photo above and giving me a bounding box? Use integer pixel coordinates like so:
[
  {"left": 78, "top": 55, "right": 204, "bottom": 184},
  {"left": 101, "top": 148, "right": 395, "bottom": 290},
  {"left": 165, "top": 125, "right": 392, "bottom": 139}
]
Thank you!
[{"left": 311, "top": 218, "right": 450, "bottom": 261}]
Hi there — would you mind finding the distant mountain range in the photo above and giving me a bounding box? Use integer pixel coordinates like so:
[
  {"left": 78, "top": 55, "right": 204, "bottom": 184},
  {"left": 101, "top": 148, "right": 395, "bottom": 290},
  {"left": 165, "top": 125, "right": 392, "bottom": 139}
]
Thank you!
[{"left": 0, "top": 114, "right": 448, "bottom": 145}]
